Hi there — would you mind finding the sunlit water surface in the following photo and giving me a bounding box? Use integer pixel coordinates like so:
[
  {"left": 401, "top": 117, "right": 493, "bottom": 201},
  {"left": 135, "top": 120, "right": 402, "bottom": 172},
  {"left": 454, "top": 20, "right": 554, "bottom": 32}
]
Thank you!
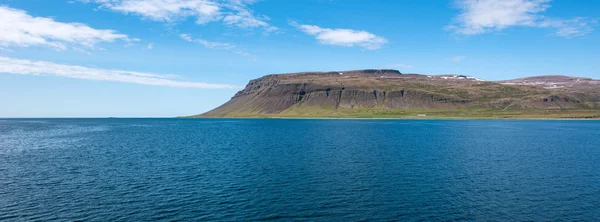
[{"left": 1, "top": 119, "right": 599, "bottom": 221}]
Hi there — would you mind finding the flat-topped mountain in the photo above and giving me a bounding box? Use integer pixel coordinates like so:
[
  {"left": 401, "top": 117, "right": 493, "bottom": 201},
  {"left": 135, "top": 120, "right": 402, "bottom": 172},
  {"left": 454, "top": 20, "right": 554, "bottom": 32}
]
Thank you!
[{"left": 195, "top": 70, "right": 600, "bottom": 118}]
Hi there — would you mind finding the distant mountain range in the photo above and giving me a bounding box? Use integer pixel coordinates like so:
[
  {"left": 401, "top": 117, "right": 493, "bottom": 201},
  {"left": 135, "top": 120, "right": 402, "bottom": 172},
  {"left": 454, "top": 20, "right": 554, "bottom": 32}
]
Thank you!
[{"left": 194, "top": 70, "right": 600, "bottom": 118}]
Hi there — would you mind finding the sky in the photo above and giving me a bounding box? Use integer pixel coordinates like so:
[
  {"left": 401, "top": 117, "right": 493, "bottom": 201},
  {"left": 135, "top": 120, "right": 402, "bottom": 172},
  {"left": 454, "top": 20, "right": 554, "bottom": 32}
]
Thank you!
[{"left": 0, "top": 0, "right": 598, "bottom": 117}]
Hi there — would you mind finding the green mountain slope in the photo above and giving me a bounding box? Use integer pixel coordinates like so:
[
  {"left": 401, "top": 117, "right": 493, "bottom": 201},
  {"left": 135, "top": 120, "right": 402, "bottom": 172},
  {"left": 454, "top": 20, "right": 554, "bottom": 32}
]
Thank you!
[{"left": 194, "top": 70, "right": 600, "bottom": 119}]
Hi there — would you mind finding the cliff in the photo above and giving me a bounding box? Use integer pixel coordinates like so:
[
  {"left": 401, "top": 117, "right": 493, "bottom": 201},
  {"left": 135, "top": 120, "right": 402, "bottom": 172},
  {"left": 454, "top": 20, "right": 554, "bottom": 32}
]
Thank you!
[{"left": 195, "top": 70, "right": 600, "bottom": 118}]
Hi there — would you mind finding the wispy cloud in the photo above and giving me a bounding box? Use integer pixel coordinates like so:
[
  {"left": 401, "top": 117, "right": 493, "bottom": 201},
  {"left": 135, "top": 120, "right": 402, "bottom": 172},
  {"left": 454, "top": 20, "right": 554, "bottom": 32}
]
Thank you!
[
  {"left": 291, "top": 22, "right": 387, "bottom": 50},
  {"left": 446, "top": 0, "right": 595, "bottom": 37},
  {"left": 147, "top": 43, "right": 154, "bottom": 49},
  {"left": 449, "top": 56, "right": 466, "bottom": 62},
  {"left": 222, "top": 0, "right": 277, "bottom": 32},
  {"left": 0, "top": 56, "right": 239, "bottom": 89},
  {"left": 0, "top": 47, "right": 15, "bottom": 52},
  {"left": 0, "top": 6, "right": 136, "bottom": 51},
  {"left": 180, "top": 34, "right": 234, "bottom": 49},
  {"left": 180, "top": 34, "right": 255, "bottom": 59},
  {"left": 81, "top": 0, "right": 277, "bottom": 32},
  {"left": 539, "top": 17, "right": 596, "bottom": 37}
]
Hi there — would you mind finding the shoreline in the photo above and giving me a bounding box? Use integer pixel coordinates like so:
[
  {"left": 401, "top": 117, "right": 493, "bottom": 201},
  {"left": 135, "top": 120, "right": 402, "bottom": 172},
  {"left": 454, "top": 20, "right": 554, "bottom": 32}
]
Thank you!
[
  {"left": 2, "top": 116, "right": 599, "bottom": 120},
  {"left": 186, "top": 116, "right": 600, "bottom": 120}
]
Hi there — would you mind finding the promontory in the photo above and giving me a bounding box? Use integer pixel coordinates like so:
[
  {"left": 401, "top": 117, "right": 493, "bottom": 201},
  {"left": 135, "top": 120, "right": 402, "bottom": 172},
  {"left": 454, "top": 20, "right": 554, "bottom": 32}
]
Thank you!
[{"left": 193, "top": 69, "right": 600, "bottom": 119}]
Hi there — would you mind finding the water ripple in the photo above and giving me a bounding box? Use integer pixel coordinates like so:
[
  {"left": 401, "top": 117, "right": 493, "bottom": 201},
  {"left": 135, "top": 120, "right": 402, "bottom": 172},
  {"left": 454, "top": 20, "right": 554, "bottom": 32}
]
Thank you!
[{"left": 1, "top": 119, "right": 599, "bottom": 220}]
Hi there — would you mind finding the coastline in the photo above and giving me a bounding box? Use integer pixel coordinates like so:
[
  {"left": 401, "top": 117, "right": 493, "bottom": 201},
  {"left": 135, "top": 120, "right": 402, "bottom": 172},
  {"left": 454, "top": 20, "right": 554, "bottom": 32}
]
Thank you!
[{"left": 184, "top": 116, "right": 600, "bottom": 120}]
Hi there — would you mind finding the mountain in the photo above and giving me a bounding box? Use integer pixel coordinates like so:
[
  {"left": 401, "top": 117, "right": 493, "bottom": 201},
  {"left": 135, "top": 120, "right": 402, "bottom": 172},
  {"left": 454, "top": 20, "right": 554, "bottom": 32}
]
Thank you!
[{"left": 195, "top": 70, "right": 600, "bottom": 118}]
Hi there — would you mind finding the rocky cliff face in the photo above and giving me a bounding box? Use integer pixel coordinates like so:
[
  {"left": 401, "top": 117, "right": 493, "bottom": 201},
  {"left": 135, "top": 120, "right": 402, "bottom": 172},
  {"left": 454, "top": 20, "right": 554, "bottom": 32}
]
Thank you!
[{"left": 197, "top": 70, "right": 600, "bottom": 117}]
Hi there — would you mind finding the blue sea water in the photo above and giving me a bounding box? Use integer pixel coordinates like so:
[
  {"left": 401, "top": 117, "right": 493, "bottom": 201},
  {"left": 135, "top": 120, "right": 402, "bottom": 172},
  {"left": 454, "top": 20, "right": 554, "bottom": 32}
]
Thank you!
[{"left": 1, "top": 118, "right": 599, "bottom": 221}]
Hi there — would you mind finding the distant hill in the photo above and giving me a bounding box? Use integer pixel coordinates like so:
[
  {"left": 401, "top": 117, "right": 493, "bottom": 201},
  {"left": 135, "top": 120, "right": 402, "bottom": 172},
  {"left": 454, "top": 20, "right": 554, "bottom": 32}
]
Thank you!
[{"left": 194, "top": 70, "right": 600, "bottom": 118}]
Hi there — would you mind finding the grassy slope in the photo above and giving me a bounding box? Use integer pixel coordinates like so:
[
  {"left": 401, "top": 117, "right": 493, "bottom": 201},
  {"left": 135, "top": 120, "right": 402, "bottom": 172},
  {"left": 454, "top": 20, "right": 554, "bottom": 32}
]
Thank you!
[
  {"left": 193, "top": 73, "right": 600, "bottom": 119},
  {"left": 197, "top": 107, "right": 600, "bottom": 119}
]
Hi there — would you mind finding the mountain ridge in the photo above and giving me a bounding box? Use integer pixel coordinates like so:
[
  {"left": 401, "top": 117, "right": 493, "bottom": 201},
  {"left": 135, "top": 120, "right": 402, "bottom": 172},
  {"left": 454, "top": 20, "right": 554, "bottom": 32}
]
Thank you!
[{"left": 194, "top": 69, "right": 600, "bottom": 118}]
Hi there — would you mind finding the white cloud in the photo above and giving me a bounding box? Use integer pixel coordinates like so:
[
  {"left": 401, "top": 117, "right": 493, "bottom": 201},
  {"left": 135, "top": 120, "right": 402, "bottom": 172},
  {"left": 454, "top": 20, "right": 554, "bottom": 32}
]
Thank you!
[
  {"left": 292, "top": 23, "right": 387, "bottom": 50},
  {"left": 449, "top": 56, "right": 466, "bottom": 62},
  {"left": 83, "top": 0, "right": 277, "bottom": 32},
  {"left": 0, "top": 6, "right": 135, "bottom": 50},
  {"left": 0, "top": 56, "right": 239, "bottom": 89},
  {"left": 180, "top": 34, "right": 194, "bottom": 42},
  {"left": 92, "top": 0, "right": 220, "bottom": 23},
  {"left": 448, "top": 0, "right": 549, "bottom": 35},
  {"left": 447, "top": 0, "right": 595, "bottom": 37},
  {"left": 180, "top": 34, "right": 255, "bottom": 59},
  {"left": 539, "top": 17, "right": 596, "bottom": 37},
  {"left": 180, "top": 34, "right": 234, "bottom": 49},
  {"left": 221, "top": 1, "right": 277, "bottom": 32},
  {"left": 147, "top": 43, "right": 154, "bottom": 49}
]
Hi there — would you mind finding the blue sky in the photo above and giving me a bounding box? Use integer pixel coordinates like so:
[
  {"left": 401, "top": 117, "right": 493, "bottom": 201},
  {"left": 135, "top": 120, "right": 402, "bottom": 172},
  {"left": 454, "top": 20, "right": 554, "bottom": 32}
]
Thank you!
[{"left": 0, "top": 0, "right": 598, "bottom": 117}]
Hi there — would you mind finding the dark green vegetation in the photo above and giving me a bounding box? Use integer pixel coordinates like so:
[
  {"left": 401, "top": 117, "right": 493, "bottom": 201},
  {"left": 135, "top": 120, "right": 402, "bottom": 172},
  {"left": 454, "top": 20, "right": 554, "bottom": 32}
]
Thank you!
[{"left": 195, "top": 70, "right": 600, "bottom": 119}]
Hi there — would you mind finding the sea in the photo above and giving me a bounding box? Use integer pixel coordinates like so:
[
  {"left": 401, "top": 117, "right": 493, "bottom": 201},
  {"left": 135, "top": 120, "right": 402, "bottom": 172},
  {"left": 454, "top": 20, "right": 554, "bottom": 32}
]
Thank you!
[{"left": 1, "top": 118, "right": 599, "bottom": 221}]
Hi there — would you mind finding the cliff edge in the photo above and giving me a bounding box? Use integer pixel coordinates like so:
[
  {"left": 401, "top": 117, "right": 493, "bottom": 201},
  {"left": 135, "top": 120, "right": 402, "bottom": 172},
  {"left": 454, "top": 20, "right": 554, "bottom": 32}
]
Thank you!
[{"left": 195, "top": 70, "right": 600, "bottom": 118}]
